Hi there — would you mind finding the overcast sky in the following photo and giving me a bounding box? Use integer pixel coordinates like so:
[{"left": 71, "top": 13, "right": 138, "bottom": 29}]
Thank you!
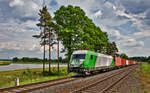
[{"left": 0, "top": 0, "right": 150, "bottom": 59}]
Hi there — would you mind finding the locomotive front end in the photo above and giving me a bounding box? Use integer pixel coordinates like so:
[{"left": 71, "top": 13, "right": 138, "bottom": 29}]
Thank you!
[{"left": 69, "top": 50, "right": 87, "bottom": 73}]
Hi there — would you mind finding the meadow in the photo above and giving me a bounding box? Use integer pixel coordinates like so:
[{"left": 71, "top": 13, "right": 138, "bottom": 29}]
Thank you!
[
  {"left": 140, "top": 63, "right": 150, "bottom": 93},
  {"left": 0, "top": 67, "right": 74, "bottom": 88},
  {"left": 0, "top": 61, "right": 11, "bottom": 65}
]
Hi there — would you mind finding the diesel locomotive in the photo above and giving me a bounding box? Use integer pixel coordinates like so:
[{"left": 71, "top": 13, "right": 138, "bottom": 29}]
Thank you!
[{"left": 69, "top": 50, "right": 135, "bottom": 74}]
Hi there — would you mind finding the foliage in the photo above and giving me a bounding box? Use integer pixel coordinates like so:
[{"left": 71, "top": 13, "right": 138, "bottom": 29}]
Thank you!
[
  {"left": 120, "top": 53, "right": 128, "bottom": 59},
  {"left": 82, "top": 23, "right": 108, "bottom": 53},
  {"left": 54, "top": 5, "right": 109, "bottom": 59},
  {"left": 36, "top": 6, "right": 56, "bottom": 46},
  {"left": 106, "top": 42, "right": 118, "bottom": 56},
  {"left": 12, "top": 57, "right": 67, "bottom": 63},
  {"left": 0, "top": 67, "right": 74, "bottom": 88},
  {"left": 130, "top": 56, "right": 150, "bottom": 63},
  {"left": 13, "top": 57, "right": 41, "bottom": 62},
  {"left": 36, "top": 6, "right": 52, "bottom": 30},
  {"left": 12, "top": 57, "right": 18, "bottom": 62},
  {"left": 34, "top": 6, "right": 53, "bottom": 40}
]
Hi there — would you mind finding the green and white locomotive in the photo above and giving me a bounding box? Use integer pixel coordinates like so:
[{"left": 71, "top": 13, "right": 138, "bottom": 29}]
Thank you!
[{"left": 69, "top": 50, "right": 115, "bottom": 74}]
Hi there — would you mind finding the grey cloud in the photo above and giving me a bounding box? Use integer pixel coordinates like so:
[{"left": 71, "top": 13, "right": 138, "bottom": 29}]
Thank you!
[
  {"left": 9, "top": 0, "right": 40, "bottom": 20},
  {"left": 121, "top": 0, "right": 150, "bottom": 14}
]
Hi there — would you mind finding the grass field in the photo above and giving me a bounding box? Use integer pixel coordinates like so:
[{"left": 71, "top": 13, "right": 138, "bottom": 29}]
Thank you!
[
  {"left": 140, "top": 63, "right": 150, "bottom": 93},
  {"left": 0, "top": 61, "right": 11, "bottom": 65},
  {"left": 0, "top": 67, "right": 74, "bottom": 88}
]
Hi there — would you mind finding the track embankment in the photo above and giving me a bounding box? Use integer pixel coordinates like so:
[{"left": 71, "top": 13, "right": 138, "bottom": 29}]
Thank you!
[{"left": 0, "top": 65, "right": 141, "bottom": 93}]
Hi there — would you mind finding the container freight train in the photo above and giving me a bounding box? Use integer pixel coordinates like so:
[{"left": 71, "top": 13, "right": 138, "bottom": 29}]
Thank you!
[{"left": 69, "top": 50, "right": 136, "bottom": 75}]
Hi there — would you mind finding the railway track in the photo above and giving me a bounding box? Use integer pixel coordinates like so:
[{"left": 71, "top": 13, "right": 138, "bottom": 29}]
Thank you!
[
  {"left": 0, "top": 77, "right": 79, "bottom": 93},
  {"left": 32, "top": 65, "right": 138, "bottom": 93},
  {"left": 71, "top": 65, "right": 137, "bottom": 93},
  {"left": 0, "top": 65, "right": 138, "bottom": 93}
]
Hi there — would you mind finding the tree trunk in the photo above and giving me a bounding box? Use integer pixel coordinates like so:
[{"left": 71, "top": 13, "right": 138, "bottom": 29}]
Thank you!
[
  {"left": 57, "top": 40, "right": 60, "bottom": 73},
  {"left": 67, "top": 48, "right": 71, "bottom": 74},
  {"left": 43, "top": 30, "right": 46, "bottom": 72},
  {"left": 49, "top": 31, "right": 51, "bottom": 72},
  {"left": 67, "top": 37, "right": 72, "bottom": 73}
]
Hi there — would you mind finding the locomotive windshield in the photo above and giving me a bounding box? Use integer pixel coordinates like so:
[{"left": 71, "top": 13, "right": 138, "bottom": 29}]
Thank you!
[{"left": 72, "top": 54, "right": 86, "bottom": 60}]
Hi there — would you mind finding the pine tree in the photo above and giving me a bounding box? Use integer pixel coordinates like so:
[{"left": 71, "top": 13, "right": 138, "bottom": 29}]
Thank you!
[{"left": 33, "top": 6, "right": 54, "bottom": 72}]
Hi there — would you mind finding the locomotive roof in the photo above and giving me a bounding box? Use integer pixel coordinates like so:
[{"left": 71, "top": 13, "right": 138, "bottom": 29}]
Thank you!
[
  {"left": 72, "top": 50, "right": 88, "bottom": 54},
  {"left": 72, "top": 50, "right": 112, "bottom": 58}
]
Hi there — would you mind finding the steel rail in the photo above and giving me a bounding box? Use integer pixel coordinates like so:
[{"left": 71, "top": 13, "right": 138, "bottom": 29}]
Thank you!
[
  {"left": 100, "top": 66, "right": 136, "bottom": 93},
  {"left": 0, "top": 77, "right": 79, "bottom": 93},
  {"left": 71, "top": 66, "right": 136, "bottom": 93}
]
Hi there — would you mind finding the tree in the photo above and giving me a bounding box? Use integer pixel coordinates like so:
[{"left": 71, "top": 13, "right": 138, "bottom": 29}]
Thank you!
[
  {"left": 54, "top": 5, "right": 86, "bottom": 72},
  {"left": 33, "top": 6, "right": 54, "bottom": 72},
  {"left": 48, "top": 21, "right": 61, "bottom": 73},
  {"left": 120, "top": 53, "right": 128, "bottom": 59},
  {"left": 13, "top": 57, "right": 18, "bottom": 62},
  {"left": 54, "top": 5, "right": 109, "bottom": 60},
  {"left": 57, "top": 40, "right": 60, "bottom": 72},
  {"left": 106, "top": 42, "right": 118, "bottom": 56}
]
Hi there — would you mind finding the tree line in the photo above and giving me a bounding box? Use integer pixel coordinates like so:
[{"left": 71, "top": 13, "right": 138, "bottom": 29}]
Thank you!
[
  {"left": 12, "top": 57, "right": 66, "bottom": 63},
  {"left": 129, "top": 56, "right": 150, "bottom": 63}
]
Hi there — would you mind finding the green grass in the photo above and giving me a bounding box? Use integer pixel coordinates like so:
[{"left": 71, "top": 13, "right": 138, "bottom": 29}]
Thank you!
[
  {"left": 0, "top": 67, "right": 74, "bottom": 88},
  {"left": 130, "top": 89, "right": 136, "bottom": 93},
  {"left": 141, "top": 63, "right": 150, "bottom": 77},
  {"left": 140, "top": 63, "right": 150, "bottom": 92},
  {"left": 140, "top": 63, "right": 150, "bottom": 84},
  {"left": 0, "top": 61, "right": 11, "bottom": 65}
]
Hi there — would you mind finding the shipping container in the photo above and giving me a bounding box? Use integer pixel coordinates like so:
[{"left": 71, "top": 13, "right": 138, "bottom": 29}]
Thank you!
[
  {"left": 115, "top": 57, "right": 122, "bottom": 66},
  {"left": 131, "top": 61, "right": 134, "bottom": 64},
  {"left": 126, "top": 60, "right": 129, "bottom": 65},
  {"left": 128, "top": 60, "right": 132, "bottom": 65},
  {"left": 133, "top": 61, "right": 135, "bottom": 64},
  {"left": 121, "top": 58, "right": 126, "bottom": 65}
]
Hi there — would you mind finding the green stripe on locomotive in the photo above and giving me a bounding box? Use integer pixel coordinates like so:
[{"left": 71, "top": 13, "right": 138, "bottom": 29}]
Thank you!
[
  {"left": 111, "top": 58, "right": 115, "bottom": 66},
  {"left": 83, "top": 51, "right": 98, "bottom": 68}
]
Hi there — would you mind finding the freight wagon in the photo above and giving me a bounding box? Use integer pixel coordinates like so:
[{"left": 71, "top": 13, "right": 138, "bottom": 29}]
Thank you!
[
  {"left": 69, "top": 50, "right": 135, "bottom": 75},
  {"left": 115, "top": 57, "right": 122, "bottom": 66},
  {"left": 128, "top": 60, "right": 132, "bottom": 65}
]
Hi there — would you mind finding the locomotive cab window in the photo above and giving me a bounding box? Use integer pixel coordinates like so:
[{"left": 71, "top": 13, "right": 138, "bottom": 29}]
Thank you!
[
  {"left": 72, "top": 54, "right": 86, "bottom": 60},
  {"left": 91, "top": 55, "right": 93, "bottom": 59}
]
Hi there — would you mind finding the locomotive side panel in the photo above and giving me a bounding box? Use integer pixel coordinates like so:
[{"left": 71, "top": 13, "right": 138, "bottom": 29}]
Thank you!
[{"left": 95, "top": 54, "right": 113, "bottom": 67}]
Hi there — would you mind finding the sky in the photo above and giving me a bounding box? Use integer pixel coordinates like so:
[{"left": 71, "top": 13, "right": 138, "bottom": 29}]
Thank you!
[{"left": 0, "top": 0, "right": 150, "bottom": 59}]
